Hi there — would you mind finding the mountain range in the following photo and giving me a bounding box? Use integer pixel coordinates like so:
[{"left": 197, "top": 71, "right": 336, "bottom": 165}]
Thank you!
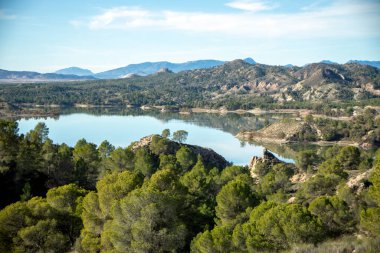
[
  {"left": 0, "top": 58, "right": 379, "bottom": 83},
  {"left": 94, "top": 58, "right": 256, "bottom": 79},
  {"left": 0, "top": 69, "right": 96, "bottom": 83},
  {"left": 1, "top": 59, "right": 379, "bottom": 107}
]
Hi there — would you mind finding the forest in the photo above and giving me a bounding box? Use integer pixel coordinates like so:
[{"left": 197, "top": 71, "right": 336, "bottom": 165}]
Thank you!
[{"left": 0, "top": 119, "right": 379, "bottom": 252}]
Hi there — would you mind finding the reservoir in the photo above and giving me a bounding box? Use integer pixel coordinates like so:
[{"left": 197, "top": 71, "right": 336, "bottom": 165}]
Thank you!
[{"left": 17, "top": 110, "right": 295, "bottom": 165}]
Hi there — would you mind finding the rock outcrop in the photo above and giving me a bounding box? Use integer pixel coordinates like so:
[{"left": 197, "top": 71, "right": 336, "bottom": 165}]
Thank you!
[
  {"left": 131, "top": 135, "right": 229, "bottom": 169},
  {"left": 346, "top": 169, "right": 374, "bottom": 194},
  {"left": 249, "top": 149, "right": 281, "bottom": 180},
  {"left": 237, "top": 120, "right": 320, "bottom": 144}
]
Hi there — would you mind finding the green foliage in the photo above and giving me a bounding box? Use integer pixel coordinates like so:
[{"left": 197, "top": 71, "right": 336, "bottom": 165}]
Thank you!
[
  {"left": 161, "top": 128, "right": 170, "bottom": 138},
  {"left": 296, "top": 149, "right": 319, "bottom": 171},
  {"left": 233, "top": 202, "right": 324, "bottom": 251},
  {"left": 318, "top": 158, "right": 349, "bottom": 179},
  {"left": 180, "top": 157, "right": 209, "bottom": 196},
  {"left": 150, "top": 134, "right": 173, "bottom": 155},
  {"left": 361, "top": 161, "right": 380, "bottom": 235},
  {"left": 134, "top": 148, "right": 157, "bottom": 177},
  {"left": 78, "top": 171, "right": 143, "bottom": 252},
  {"left": 73, "top": 139, "right": 100, "bottom": 189},
  {"left": 100, "top": 147, "right": 134, "bottom": 176},
  {"left": 0, "top": 120, "right": 19, "bottom": 173},
  {"left": 215, "top": 178, "right": 258, "bottom": 228},
  {"left": 360, "top": 207, "right": 380, "bottom": 236},
  {"left": 191, "top": 226, "right": 233, "bottom": 253},
  {"left": 98, "top": 140, "right": 115, "bottom": 159},
  {"left": 173, "top": 130, "right": 188, "bottom": 143},
  {"left": 0, "top": 184, "right": 86, "bottom": 253},
  {"left": 297, "top": 174, "right": 343, "bottom": 203},
  {"left": 103, "top": 188, "right": 187, "bottom": 253},
  {"left": 336, "top": 146, "right": 361, "bottom": 170},
  {"left": 219, "top": 165, "right": 247, "bottom": 185},
  {"left": 309, "top": 196, "right": 355, "bottom": 235},
  {"left": 259, "top": 163, "right": 294, "bottom": 196},
  {"left": 176, "top": 146, "right": 196, "bottom": 171},
  {"left": 20, "top": 182, "right": 32, "bottom": 201}
]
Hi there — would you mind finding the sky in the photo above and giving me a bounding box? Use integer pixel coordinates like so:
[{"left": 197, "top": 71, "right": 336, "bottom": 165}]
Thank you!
[{"left": 0, "top": 0, "right": 379, "bottom": 73}]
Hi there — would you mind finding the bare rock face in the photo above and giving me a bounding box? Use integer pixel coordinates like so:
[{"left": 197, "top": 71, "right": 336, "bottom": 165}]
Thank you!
[
  {"left": 290, "top": 172, "right": 308, "bottom": 184},
  {"left": 346, "top": 169, "right": 373, "bottom": 194},
  {"left": 249, "top": 149, "right": 281, "bottom": 179},
  {"left": 131, "top": 135, "right": 155, "bottom": 151}
]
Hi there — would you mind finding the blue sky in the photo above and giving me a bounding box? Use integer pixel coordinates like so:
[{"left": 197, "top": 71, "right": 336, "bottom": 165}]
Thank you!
[{"left": 0, "top": 0, "right": 379, "bottom": 73}]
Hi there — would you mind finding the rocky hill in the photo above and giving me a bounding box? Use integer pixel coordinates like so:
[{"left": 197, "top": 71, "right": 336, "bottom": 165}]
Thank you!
[
  {"left": 131, "top": 135, "right": 229, "bottom": 169},
  {"left": 186, "top": 60, "right": 380, "bottom": 102},
  {"left": 237, "top": 120, "right": 318, "bottom": 144},
  {"left": 347, "top": 60, "right": 380, "bottom": 69},
  {"left": 237, "top": 112, "right": 380, "bottom": 148},
  {"left": 0, "top": 60, "right": 379, "bottom": 107}
]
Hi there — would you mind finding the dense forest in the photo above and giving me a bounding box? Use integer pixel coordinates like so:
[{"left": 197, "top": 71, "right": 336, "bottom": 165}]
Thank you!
[
  {"left": 1, "top": 61, "right": 379, "bottom": 113},
  {"left": 0, "top": 119, "right": 379, "bottom": 252}
]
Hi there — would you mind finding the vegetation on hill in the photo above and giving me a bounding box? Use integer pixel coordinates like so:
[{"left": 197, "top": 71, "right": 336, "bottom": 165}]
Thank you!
[
  {"left": 0, "top": 119, "right": 379, "bottom": 252},
  {"left": 238, "top": 108, "right": 380, "bottom": 147},
  {"left": 1, "top": 61, "right": 379, "bottom": 111}
]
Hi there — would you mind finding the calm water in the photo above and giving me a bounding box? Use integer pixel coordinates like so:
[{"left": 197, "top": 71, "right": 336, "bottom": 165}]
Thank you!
[{"left": 17, "top": 112, "right": 294, "bottom": 165}]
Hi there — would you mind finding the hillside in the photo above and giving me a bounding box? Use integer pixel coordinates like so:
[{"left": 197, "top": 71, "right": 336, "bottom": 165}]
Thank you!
[
  {"left": 0, "top": 60, "right": 379, "bottom": 109},
  {"left": 237, "top": 109, "right": 380, "bottom": 148},
  {"left": 347, "top": 60, "right": 380, "bottom": 69}
]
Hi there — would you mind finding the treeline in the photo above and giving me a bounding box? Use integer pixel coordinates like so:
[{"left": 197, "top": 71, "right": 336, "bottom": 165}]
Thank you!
[
  {"left": 294, "top": 108, "right": 380, "bottom": 144},
  {"left": 0, "top": 120, "right": 380, "bottom": 252}
]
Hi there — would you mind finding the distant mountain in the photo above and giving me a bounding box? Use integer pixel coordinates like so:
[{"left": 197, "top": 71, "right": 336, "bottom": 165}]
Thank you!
[
  {"left": 319, "top": 60, "right": 338, "bottom": 65},
  {"left": 95, "top": 60, "right": 224, "bottom": 79},
  {"left": 95, "top": 58, "right": 256, "bottom": 79},
  {"left": 243, "top": 57, "right": 256, "bottom": 64},
  {"left": 347, "top": 60, "right": 380, "bottom": 69},
  {"left": 0, "top": 69, "right": 96, "bottom": 83},
  {"left": 55, "top": 67, "right": 94, "bottom": 76}
]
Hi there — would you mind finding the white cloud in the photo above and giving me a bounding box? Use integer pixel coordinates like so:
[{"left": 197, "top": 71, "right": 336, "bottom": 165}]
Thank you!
[
  {"left": 225, "top": 0, "right": 272, "bottom": 12},
  {"left": 0, "top": 9, "right": 16, "bottom": 20},
  {"left": 88, "top": 7, "right": 152, "bottom": 29},
  {"left": 77, "top": 1, "right": 380, "bottom": 39}
]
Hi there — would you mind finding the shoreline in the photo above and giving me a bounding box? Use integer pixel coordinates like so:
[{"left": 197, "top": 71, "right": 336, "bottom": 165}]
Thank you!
[
  {"left": 1, "top": 103, "right": 373, "bottom": 122},
  {"left": 236, "top": 133, "right": 367, "bottom": 149}
]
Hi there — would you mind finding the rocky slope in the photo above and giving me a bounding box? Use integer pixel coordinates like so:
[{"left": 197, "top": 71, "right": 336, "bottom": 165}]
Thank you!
[
  {"left": 197, "top": 60, "right": 380, "bottom": 102},
  {"left": 237, "top": 120, "right": 320, "bottom": 143}
]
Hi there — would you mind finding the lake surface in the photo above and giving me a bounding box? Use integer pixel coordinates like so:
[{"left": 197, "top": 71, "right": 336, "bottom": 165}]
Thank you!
[{"left": 17, "top": 111, "right": 294, "bottom": 165}]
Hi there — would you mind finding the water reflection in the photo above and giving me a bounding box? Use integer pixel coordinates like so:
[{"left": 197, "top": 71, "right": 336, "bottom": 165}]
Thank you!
[{"left": 17, "top": 109, "right": 296, "bottom": 165}]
